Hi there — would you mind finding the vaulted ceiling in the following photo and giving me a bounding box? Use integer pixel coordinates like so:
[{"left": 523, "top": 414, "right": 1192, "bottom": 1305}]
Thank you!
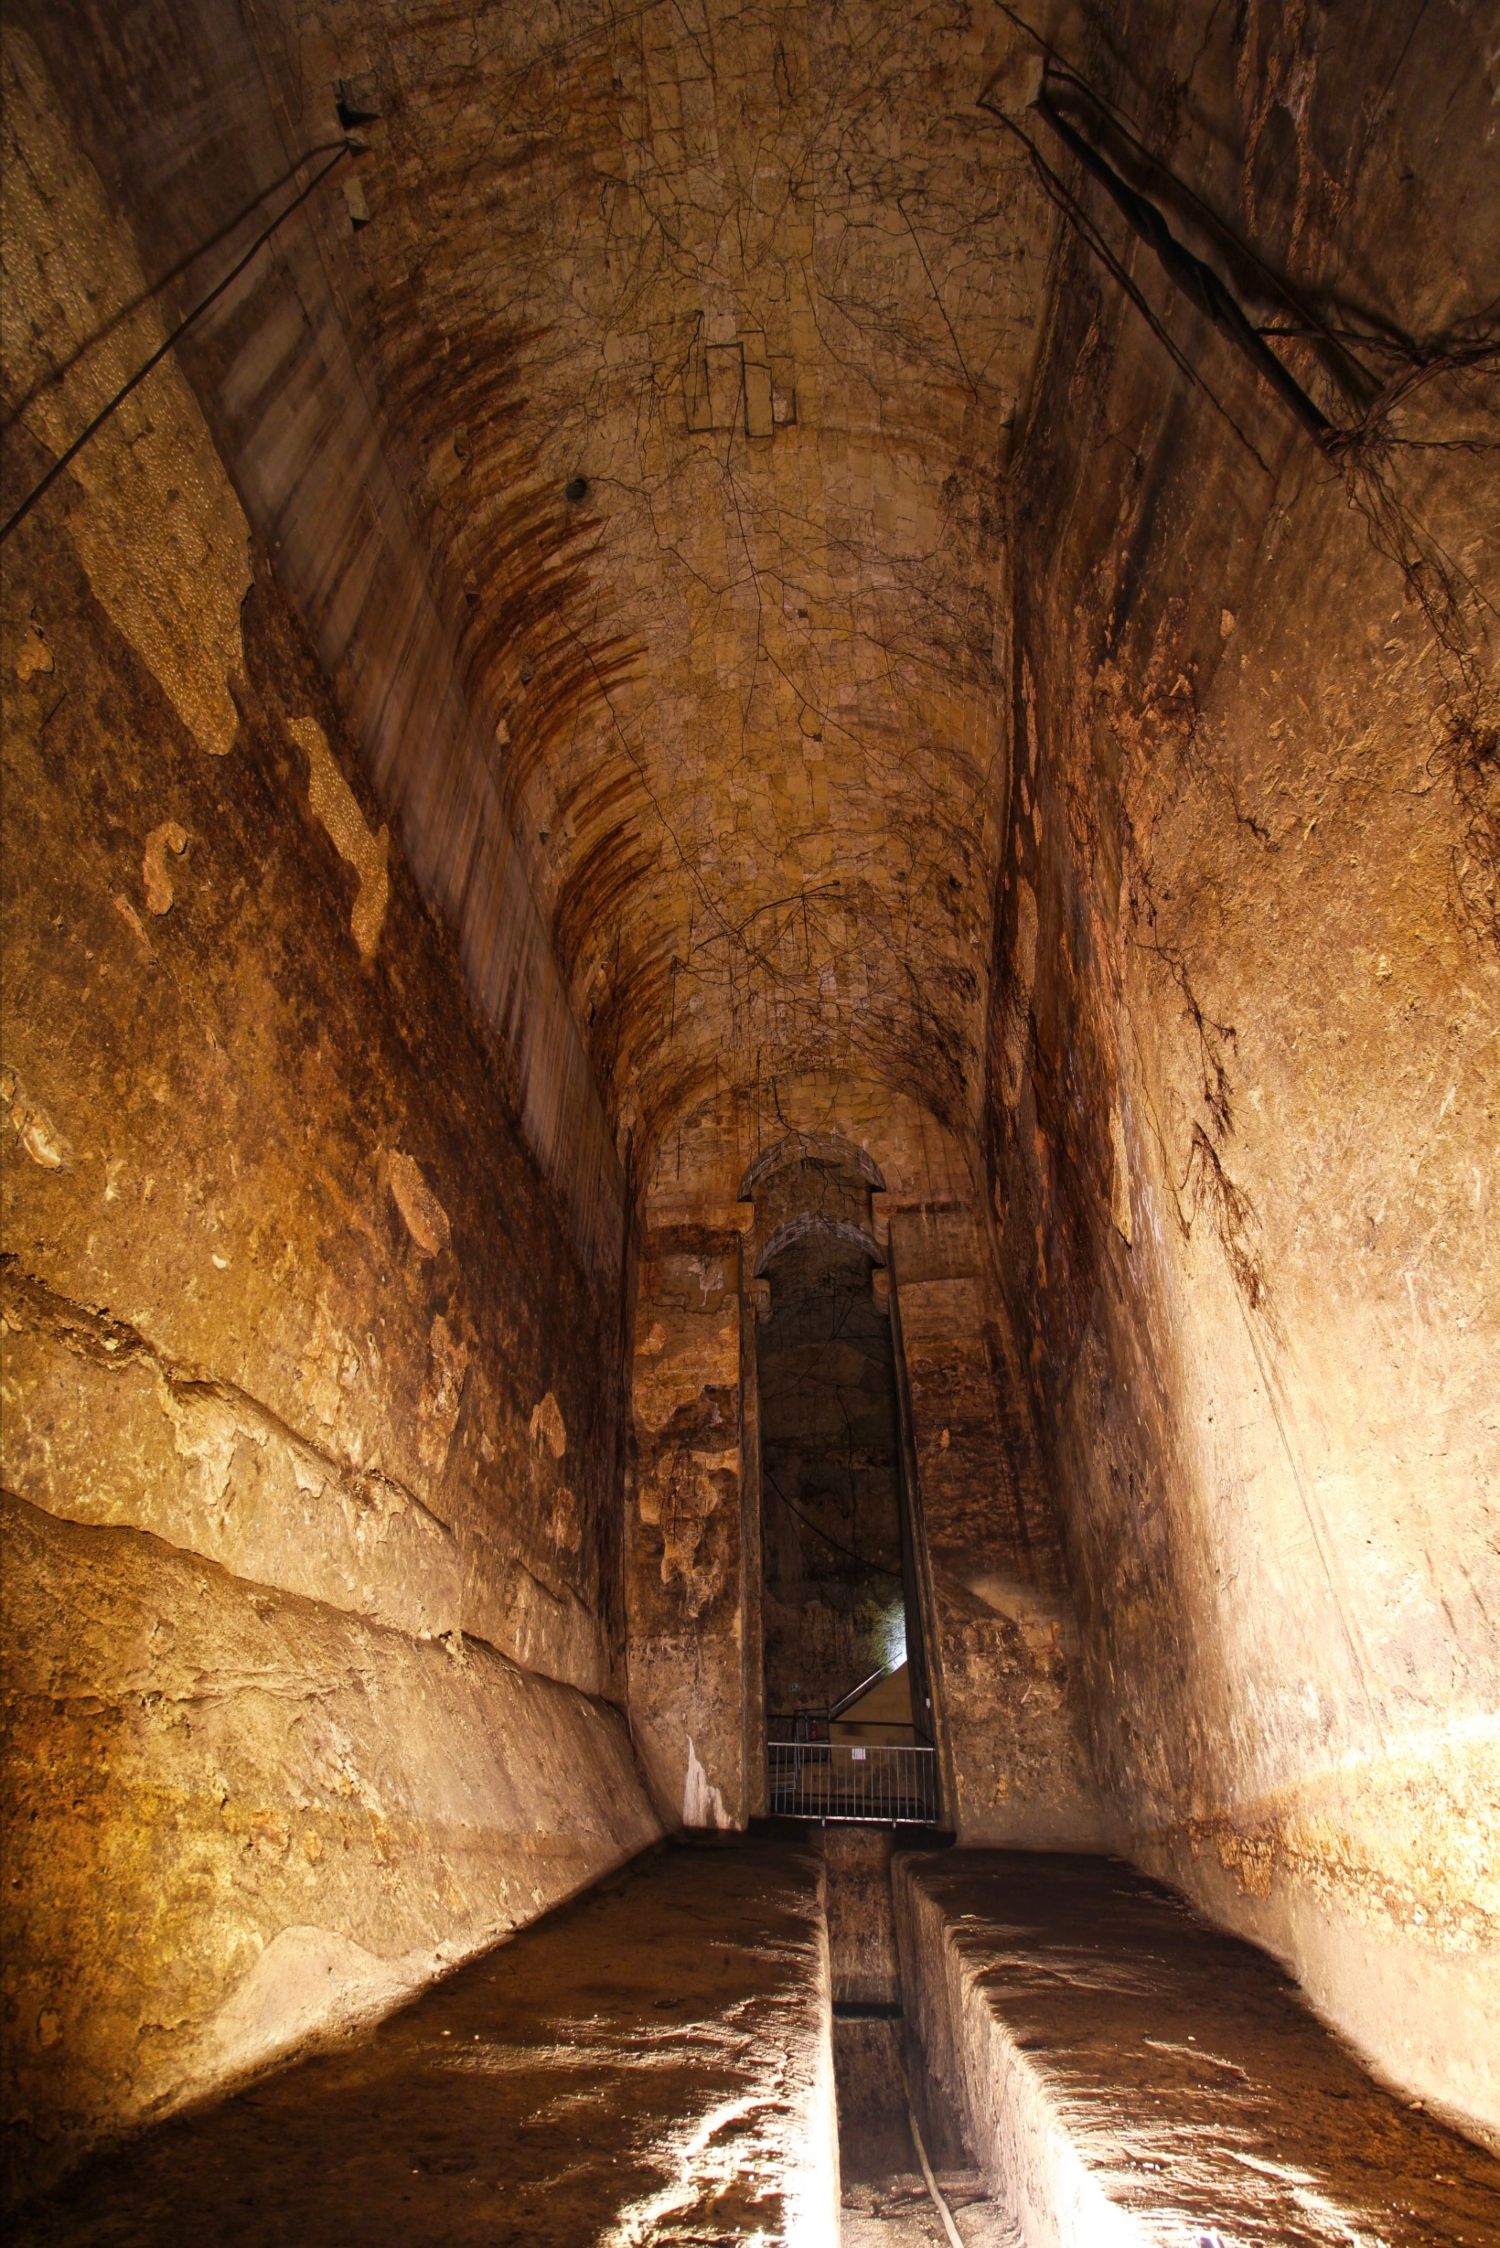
[{"left": 312, "top": 0, "right": 1056, "bottom": 1170}]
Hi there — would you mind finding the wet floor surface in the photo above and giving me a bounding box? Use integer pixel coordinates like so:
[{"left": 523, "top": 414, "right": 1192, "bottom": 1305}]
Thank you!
[{"left": 18, "top": 1838, "right": 836, "bottom": 2246}]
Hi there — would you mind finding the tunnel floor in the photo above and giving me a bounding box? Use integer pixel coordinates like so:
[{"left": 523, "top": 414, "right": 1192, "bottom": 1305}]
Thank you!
[
  {"left": 17, "top": 1837, "right": 836, "bottom": 2246},
  {"left": 17, "top": 1833, "right": 1500, "bottom": 2245},
  {"left": 898, "top": 1849, "right": 1500, "bottom": 2246}
]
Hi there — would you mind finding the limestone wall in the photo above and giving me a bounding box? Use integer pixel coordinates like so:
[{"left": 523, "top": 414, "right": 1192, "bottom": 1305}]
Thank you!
[
  {"left": 884, "top": 1203, "right": 1102, "bottom": 1850},
  {"left": 983, "top": 0, "right": 1499, "bottom": 2140},
  {"left": 626, "top": 1211, "right": 759, "bottom": 1828},
  {"left": 2, "top": 1497, "right": 655, "bottom": 2200},
  {"left": 0, "top": 25, "right": 658, "bottom": 2198}
]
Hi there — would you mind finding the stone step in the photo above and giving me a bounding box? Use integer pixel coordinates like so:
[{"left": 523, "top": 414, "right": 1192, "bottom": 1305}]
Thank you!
[{"left": 896, "top": 1851, "right": 1500, "bottom": 2247}]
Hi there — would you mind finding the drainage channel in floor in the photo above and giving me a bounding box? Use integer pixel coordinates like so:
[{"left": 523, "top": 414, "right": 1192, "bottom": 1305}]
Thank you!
[
  {"left": 813, "top": 1822, "right": 1014, "bottom": 2246},
  {"left": 833, "top": 1998, "right": 1016, "bottom": 2247}
]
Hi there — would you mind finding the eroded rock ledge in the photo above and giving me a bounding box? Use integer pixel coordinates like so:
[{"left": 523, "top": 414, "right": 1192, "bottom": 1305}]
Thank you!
[{"left": 2, "top": 1491, "right": 660, "bottom": 2201}]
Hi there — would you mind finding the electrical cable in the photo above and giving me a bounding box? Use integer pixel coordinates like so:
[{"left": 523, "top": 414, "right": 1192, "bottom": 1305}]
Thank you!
[
  {"left": 0, "top": 140, "right": 354, "bottom": 549},
  {"left": 1034, "top": 89, "right": 1331, "bottom": 446},
  {"left": 2, "top": 140, "right": 350, "bottom": 435},
  {"left": 1033, "top": 88, "right": 1331, "bottom": 446},
  {"left": 896, "top": 2050, "right": 966, "bottom": 2248},
  {"left": 985, "top": 0, "right": 1381, "bottom": 401},
  {"left": 977, "top": 93, "right": 1274, "bottom": 474}
]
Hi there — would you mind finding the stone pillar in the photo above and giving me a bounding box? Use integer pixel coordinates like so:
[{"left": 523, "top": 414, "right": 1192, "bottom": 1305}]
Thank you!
[
  {"left": 880, "top": 1196, "right": 1104, "bottom": 1848},
  {"left": 626, "top": 1203, "right": 760, "bottom": 1828}
]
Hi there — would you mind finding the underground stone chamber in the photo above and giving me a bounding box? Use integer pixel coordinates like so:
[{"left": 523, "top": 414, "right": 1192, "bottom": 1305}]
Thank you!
[{"left": 1, "top": 0, "right": 1497, "bottom": 2241}]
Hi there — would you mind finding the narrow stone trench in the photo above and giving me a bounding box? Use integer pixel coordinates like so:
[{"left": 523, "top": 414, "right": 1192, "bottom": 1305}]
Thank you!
[
  {"left": 835, "top": 2007, "right": 1004, "bottom": 2248},
  {"left": 18, "top": 1825, "right": 1007, "bottom": 2247},
  {"left": 15, "top": 1825, "right": 1500, "bottom": 2242},
  {"left": 822, "top": 1829, "right": 1014, "bottom": 2248}
]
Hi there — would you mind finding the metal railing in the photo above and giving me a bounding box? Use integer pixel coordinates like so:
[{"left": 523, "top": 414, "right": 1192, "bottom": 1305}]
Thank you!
[{"left": 766, "top": 1719, "right": 938, "bottom": 1823}]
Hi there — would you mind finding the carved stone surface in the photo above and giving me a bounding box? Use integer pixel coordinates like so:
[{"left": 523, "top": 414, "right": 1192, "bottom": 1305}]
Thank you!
[
  {"left": 627, "top": 1222, "right": 754, "bottom": 1827},
  {"left": 897, "top": 1851, "right": 1500, "bottom": 2245},
  {"left": 18, "top": 1840, "right": 837, "bottom": 2245},
  {"left": 2, "top": 0, "right": 1496, "bottom": 2196}
]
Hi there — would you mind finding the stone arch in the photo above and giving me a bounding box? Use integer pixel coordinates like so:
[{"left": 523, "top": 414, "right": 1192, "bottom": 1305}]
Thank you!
[{"left": 738, "top": 1130, "right": 886, "bottom": 1201}]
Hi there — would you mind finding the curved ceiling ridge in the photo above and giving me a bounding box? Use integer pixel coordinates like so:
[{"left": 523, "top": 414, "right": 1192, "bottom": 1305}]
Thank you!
[{"left": 329, "top": 0, "right": 1054, "bottom": 1176}]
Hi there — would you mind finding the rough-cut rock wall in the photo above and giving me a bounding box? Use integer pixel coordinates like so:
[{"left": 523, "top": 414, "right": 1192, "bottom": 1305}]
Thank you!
[
  {"left": 627, "top": 1210, "right": 759, "bottom": 1828},
  {"left": 2, "top": 1498, "right": 655, "bottom": 2202},
  {"left": 984, "top": 0, "right": 1498, "bottom": 2139},
  {"left": 0, "top": 24, "right": 659, "bottom": 2198},
  {"left": 3, "top": 0, "right": 627, "bottom": 1280},
  {"left": 884, "top": 1202, "right": 1101, "bottom": 1849}
]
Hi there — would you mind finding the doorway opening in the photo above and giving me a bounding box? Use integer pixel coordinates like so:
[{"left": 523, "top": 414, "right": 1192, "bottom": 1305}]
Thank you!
[{"left": 745, "top": 1140, "right": 937, "bottom": 1823}]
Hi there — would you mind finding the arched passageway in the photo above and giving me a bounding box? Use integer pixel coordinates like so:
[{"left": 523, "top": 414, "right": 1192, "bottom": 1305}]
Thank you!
[
  {"left": 748, "top": 1143, "right": 937, "bottom": 1825},
  {"left": 2, "top": 0, "right": 1496, "bottom": 2237},
  {"left": 753, "top": 1149, "right": 906, "bottom": 1708}
]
